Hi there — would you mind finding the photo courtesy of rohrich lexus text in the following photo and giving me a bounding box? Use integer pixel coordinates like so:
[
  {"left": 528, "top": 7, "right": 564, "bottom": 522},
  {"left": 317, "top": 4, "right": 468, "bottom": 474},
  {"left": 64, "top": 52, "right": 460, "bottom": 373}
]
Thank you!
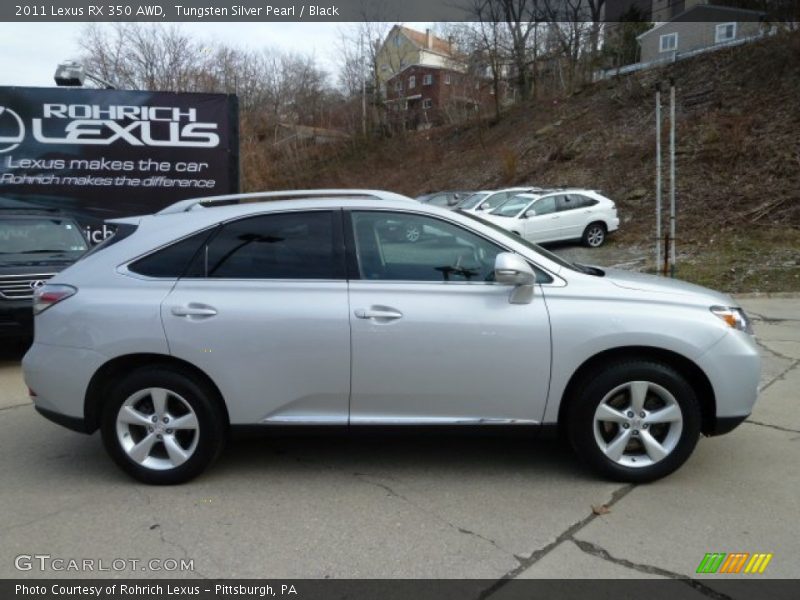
[{"left": 0, "top": 1, "right": 798, "bottom": 599}]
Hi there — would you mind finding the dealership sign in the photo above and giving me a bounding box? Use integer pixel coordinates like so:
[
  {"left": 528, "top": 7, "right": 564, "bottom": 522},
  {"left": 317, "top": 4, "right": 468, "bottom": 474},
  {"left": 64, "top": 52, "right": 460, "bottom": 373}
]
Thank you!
[{"left": 0, "top": 87, "right": 239, "bottom": 242}]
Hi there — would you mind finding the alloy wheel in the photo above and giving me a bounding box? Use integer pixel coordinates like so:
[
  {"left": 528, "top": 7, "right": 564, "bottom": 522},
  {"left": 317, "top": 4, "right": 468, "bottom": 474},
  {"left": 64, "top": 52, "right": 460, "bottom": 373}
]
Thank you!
[
  {"left": 115, "top": 387, "right": 200, "bottom": 471},
  {"left": 592, "top": 380, "right": 683, "bottom": 468},
  {"left": 586, "top": 225, "right": 605, "bottom": 247}
]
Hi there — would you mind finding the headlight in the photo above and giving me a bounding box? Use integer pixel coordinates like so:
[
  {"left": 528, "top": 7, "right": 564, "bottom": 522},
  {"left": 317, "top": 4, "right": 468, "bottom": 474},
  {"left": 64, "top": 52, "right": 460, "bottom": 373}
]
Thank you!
[{"left": 710, "top": 306, "right": 753, "bottom": 334}]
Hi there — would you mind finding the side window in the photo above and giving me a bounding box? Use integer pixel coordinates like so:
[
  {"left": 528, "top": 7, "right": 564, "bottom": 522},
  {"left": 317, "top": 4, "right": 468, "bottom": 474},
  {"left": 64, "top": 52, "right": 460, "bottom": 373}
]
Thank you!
[
  {"left": 555, "top": 195, "right": 576, "bottom": 212},
  {"left": 350, "top": 212, "right": 503, "bottom": 283},
  {"left": 530, "top": 196, "right": 556, "bottom": 216},
  {"left": 129, "top": 228, "right": 216, "bottom": 278},
  {"left": 571, "top": 194, "right": 598, "bottom": 208},
  {"left": 186, "top": 211, "right": 342, "bottom": 280}
]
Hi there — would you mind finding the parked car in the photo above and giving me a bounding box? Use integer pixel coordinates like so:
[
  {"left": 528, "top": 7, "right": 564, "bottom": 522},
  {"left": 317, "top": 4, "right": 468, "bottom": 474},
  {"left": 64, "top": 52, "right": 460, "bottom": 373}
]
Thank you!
[
  {"left": 453, "top": 191, "right": 492, "bottom": 211},
  {"left": 416, "top": 191, "right": 473, "bottom": 210},
  {"left": 0, "top": 204, "right": 88, "bottom": 342},
  {"left": 23, "top": 189, "right": 759, "bottom": 485},
  {"left": 460, "top": 187, "right": 543, "bottom": 214},
  {"left": 481, "top": 189, "right": 619, "bottom": 247}
]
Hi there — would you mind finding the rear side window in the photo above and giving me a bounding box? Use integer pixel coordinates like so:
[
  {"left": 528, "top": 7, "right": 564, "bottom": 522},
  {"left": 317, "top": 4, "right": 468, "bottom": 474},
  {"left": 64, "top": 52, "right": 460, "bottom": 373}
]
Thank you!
[
  {"left": 570, "top": 194, "right": 599, "bottom": 208},
  {"left": 129, "top": 228, "right": 215, "bottom": 278},
  {"left": 188, "top": 211, "right": 343, "bottom": 280}
]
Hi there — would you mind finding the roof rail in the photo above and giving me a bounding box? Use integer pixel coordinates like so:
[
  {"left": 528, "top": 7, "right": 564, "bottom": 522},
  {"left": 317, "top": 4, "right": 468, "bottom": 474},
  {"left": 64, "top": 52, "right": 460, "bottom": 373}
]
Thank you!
[{"left": 157, "top": 189, "right": 416, "bottom": 215}]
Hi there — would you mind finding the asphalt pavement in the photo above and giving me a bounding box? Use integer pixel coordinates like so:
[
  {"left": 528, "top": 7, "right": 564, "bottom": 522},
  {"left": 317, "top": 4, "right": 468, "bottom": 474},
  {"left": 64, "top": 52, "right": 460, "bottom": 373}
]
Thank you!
[{"left": 0, "top": 296, "right": 797, "bottom": 590}]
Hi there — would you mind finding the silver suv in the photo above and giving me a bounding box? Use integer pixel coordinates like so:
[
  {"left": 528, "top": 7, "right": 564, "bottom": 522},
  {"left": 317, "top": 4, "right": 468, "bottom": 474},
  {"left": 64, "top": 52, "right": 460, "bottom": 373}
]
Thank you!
[{"left": 22, "top": 190, "right": 760, "bottom": 484}]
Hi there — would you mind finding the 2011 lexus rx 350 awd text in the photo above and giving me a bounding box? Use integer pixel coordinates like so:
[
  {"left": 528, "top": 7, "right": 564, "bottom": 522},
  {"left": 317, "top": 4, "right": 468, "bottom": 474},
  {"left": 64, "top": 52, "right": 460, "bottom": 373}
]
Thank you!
[{"left": 22, "top": 190, "right": 760, "bottom": 485}]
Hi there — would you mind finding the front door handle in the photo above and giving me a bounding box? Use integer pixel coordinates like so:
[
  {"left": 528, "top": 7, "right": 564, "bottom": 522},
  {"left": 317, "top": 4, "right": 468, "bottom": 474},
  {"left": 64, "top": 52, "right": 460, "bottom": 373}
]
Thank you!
[
  {"left": 171, "top": 304, "right": 218, "bottom": 318},
  {"left": 354, "top": 307, "right": 403, "bottom": 320}
]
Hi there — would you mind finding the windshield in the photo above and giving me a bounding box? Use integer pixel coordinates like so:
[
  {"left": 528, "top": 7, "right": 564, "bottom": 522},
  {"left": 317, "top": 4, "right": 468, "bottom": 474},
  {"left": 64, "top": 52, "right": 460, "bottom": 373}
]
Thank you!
[
  {"left": 0, "top": 218, "right": 88, "bottom": 255},
  {"left": 460, "top": 211, "right": 579, "bottom": 273},
  {"left": 457, "top": 192, "right": 489, "bottom": 210},
  {"left": 490, "top": 194, "right": 536, "bottom": 218},
  {"left": 479, "top": 191, "right": 516, "bottom": 212}
]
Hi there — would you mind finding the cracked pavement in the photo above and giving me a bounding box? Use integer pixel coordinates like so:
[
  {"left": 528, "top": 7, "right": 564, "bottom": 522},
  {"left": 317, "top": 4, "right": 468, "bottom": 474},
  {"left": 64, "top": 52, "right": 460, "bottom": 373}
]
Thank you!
[{"left": 0, "top": 296, "right": 797, "bottom": 592}]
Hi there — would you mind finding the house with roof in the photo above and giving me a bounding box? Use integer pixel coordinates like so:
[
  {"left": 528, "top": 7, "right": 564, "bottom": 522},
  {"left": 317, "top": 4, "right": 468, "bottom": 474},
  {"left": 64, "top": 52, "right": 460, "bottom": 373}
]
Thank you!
[
  {"left": 375, "top": 25, "right": 465, "bottom": 96},
  {"left": 384, "top": 64, "right": 497, "bottom": 130},
  {"left": 638, "top": 2, "right": 767, "bottom": 64}
]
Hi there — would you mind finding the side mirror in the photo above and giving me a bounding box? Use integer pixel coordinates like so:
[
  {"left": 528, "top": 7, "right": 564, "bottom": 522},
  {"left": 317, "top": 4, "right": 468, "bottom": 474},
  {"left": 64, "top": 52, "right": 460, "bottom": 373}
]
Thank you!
[
  {"left": 494, "top": 252, "right": 535, "bottom": 304},
  {"left": 523, "top": 209, "right": 536, "bottom": 219}
]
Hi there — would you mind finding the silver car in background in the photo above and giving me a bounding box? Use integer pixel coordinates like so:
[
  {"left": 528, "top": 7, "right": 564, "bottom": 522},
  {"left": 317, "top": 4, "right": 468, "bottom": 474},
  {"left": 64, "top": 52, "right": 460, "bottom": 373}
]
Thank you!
[{"left": 23, "top": 190, "right": 760, "bottom": 484}]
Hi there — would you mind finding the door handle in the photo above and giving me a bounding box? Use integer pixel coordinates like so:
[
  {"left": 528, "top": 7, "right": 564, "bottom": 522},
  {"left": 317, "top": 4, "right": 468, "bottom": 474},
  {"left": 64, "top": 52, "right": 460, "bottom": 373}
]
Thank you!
[
  {"left": 171, "top": 304, "right": 218, "bottom": 318},
  {"left": 354, "top": 308, "right": 403, "bottom": 320}
]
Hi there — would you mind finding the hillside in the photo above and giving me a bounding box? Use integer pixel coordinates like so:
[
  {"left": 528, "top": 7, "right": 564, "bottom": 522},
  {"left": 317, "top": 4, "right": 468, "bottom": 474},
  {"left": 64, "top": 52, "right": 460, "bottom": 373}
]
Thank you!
[{"left": 244, "top": 30, "right": 800, "bottom": 292}]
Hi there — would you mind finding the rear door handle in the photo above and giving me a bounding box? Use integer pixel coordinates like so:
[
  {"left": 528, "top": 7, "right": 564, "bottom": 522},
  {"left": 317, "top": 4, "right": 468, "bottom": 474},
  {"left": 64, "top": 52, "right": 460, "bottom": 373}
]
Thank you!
[
  {"left": 354, "top": 308, "right": 403, "bottom": 320},
  {"left": 171, "top": 304, "right": 218, "bottom": 318}
]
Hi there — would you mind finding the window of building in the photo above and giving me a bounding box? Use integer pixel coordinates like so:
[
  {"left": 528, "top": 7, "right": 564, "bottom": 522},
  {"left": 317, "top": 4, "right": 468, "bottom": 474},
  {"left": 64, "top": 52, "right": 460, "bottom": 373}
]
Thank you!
[
  {"left": 409, "top": 75, "right": 416, "bottom": 89},
  {"left": 659, "top": 32, "right": 678, "bottom": 52},
  {"left": 444, "top": 73, "right": 451, "bottom": 85},
  {"left": 422, "top": 98, "right": 432, "bottom": 109},
  {"left": 422, "top": 73, "right": 433, "bottom": 85},
  {"left": 715, "top": 22, "right": 737, "bottom": 43}
]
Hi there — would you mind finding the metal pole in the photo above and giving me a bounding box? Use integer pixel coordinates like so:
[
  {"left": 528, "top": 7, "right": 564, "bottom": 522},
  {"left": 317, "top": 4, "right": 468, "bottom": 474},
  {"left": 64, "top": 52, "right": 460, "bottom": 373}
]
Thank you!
[
  {"left": 655, "top": 83, "right": 662, "bottom": 272},
  {"left": 360, "top": 34, "right": 367, "bottom": 137},
  {"left": 669, "top": 77, "right": 676, "bottom": 278}
]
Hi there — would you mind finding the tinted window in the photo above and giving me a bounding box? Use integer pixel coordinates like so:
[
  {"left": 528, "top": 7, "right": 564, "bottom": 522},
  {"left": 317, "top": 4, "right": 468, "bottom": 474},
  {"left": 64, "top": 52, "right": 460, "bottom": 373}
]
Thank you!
[
  {"left": 129, "top": 228, "right": 215, "bottom": 278},
  {"left": 529, "top": 196, "right": 556, "bottom": 216},
  {"left": 555, "top": 195, "right": 576, "bottom": 212},
  {"left": 351, "top": 212, "right": 503, "bottom": 282},
  {"left": 193, "top": 211, "right": 341, "bottom": 280},
  {"left": 570, "top": 194, "right": 598, "bottom": 208}
]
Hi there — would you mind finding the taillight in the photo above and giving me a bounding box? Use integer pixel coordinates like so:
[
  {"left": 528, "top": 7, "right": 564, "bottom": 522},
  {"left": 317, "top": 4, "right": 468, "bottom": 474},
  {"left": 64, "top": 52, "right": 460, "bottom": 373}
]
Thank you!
[{"left": 33, "top": 284, "right": 77, "bottom": 315}]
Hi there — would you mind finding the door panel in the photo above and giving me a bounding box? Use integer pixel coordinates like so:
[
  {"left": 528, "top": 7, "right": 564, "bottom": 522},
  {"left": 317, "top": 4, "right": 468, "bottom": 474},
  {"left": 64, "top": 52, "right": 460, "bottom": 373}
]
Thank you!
[
  {"left": 347, "top": 210, "right": 551, "bottom": 424},
  {"left": 163, "top": 281, "right": 350, "bottom": 424},
  {"left": 522, "top": 196, "right": 561, "bottom": 242},
  {"left": 160, "top": 210, "right": 350, "bottom": 425},
  {"left": 349, "top": 282, "right": 551, "bottom": 423}
]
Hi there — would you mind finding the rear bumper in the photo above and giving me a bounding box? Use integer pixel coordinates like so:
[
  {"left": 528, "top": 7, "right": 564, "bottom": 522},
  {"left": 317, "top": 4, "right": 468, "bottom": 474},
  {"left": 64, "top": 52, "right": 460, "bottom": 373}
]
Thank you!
[
  {"left": 35, "top": 406, "right": 91, "bottom": 434},
  {"left": 23, "top": 342, "right": 107, "bottom": 429}
]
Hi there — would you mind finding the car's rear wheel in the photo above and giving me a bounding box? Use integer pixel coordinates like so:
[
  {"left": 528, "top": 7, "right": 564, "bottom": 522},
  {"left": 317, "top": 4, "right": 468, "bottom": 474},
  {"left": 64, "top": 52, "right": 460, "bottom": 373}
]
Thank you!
[
  {"left": 101, "top": 367, "right": 226, "bottom": 485},
  {"left": 582, "top": 222, "right": 606, "bottom": 247},
  {"left": 566, "top": 360, "right": 701, "bottom": 483}
]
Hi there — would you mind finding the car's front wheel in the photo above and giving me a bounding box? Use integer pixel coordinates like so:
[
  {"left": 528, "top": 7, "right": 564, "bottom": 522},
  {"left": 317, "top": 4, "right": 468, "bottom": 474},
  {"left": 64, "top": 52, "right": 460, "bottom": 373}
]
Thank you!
[
  {"left": 566, "top": 360, "right": 701, "bottom": 483},
  {"left": 101, "top": 367, "right": 226, "bottom": 485}
]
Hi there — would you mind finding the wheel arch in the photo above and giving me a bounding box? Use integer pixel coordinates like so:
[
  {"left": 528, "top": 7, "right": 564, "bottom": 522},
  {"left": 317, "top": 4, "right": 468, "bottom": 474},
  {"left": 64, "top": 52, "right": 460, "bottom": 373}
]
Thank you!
[
  {"left": 557, "top": 346, "right": 716, "bottom": 436},
  {"left": 84, "top": 353, "right": 229, "bottom": 433}
]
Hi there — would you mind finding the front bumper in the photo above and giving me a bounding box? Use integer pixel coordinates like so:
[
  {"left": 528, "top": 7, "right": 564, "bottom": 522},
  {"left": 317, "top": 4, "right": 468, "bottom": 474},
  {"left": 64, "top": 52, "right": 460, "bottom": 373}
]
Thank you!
[
  {"left": 0, "top": 300, "right": 33, "bottom": 339},
  {"left": 697, "top": 329, "right": 761, "bottom": 427}
]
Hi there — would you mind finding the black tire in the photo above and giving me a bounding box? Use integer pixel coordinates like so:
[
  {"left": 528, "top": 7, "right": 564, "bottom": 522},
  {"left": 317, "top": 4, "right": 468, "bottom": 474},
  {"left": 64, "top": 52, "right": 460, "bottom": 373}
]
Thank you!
[
  {"left": 101, "top": 366, "right": 226, "bottom": 485},
  {"left": 565, "top": 360, "right": 701, "bottom": 483},
  {"left": 582, "top": 222, "right": 607, "bottom": 248}
]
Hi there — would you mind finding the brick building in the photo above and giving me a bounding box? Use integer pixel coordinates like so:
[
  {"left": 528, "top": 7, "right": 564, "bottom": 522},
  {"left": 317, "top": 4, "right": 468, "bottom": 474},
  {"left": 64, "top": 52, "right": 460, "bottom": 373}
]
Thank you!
[{"left": 384, "top": 64, "right": 497, "bottom": 130}]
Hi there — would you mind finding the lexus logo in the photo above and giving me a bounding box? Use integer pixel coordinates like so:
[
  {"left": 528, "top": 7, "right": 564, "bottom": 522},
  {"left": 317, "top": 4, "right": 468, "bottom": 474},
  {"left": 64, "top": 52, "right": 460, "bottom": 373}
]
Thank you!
[
  {"left": 29, "top": 280, "right": 45, "bottom": 290},
  {"left": 0, "top": 106, "right": 25, "bottom": 153}
]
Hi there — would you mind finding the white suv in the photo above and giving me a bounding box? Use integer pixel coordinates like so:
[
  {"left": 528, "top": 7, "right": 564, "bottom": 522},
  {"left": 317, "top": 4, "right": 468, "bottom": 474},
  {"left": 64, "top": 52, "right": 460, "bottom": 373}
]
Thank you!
[
  {"left": 481, "top": 190, "right": 619, "bottom": 247},
  {"left": 23, "top": 190, "right": 759, "bottom": 485}
]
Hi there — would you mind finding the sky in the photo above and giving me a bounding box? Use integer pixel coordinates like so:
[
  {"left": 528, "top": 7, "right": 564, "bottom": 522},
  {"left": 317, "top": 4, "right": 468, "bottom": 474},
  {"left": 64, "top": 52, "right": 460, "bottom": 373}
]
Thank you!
[{"left": 0, "top": 22, "right": 433, "bottom": 89}]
